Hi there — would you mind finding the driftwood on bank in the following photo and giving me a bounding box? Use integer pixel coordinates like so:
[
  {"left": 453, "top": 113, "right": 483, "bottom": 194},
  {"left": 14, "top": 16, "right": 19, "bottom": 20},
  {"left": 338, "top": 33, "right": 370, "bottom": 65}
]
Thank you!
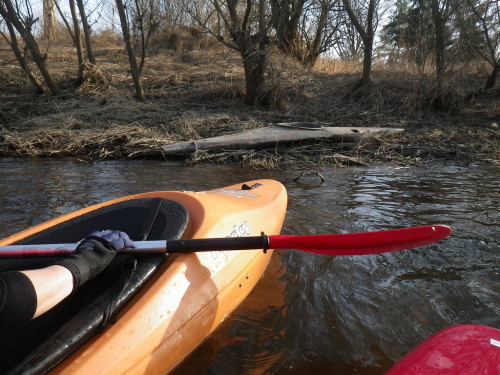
[{"left": 131, "top": 124, "right": 404, "bottom": 157}]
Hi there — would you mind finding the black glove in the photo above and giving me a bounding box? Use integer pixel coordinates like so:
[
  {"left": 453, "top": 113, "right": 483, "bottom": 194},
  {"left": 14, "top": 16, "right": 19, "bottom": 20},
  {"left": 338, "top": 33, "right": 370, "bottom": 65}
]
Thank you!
[{"left": 55, "top": 230, "right": 134, "bottom": 292}]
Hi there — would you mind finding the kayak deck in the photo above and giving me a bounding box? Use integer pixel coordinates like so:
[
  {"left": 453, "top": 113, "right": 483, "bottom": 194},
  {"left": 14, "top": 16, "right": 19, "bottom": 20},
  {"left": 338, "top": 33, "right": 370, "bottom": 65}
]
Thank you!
[
  {"left": 0, "top": 179, "right": 287, "bottom": 375},
  {"left": 386, "top": 324, "right": 500, "bottom": 374}
]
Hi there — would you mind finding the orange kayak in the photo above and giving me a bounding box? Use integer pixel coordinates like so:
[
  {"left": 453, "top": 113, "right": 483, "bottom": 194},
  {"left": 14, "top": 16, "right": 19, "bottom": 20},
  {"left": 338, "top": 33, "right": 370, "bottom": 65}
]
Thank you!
[{"left": 0, "top": 179, "right": 287, "bottom": 374}]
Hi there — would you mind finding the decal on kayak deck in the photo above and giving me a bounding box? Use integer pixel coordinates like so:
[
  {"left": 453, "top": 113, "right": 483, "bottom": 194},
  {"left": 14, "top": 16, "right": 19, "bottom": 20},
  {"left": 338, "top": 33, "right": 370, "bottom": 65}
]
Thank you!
[
  {"left": 491, "top": 338, "right": 500, "bottom": 348},
  {"left": 230, "top": 222, "right": 251, "bottom": 237},
  {"left": 211, "top": 189, "right": 258, "bottom": 198},
  {"left": 212, "top": 221, "right": 251, "bottom": 259}
]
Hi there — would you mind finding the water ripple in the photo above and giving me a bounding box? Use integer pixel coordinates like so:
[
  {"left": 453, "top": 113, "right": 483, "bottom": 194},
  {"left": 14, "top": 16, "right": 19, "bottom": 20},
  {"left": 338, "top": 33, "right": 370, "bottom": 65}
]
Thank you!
[{"left": 2, "top": 160, "right": 500, "bottom": 373}]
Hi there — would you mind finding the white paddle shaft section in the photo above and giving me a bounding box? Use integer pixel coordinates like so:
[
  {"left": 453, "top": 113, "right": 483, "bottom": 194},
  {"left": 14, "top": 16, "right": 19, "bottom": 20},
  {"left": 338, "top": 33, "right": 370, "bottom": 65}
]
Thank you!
[
  {"left": 0, "top": 241, "right": 167, "bottom": 257},
  {"left": 0, "top": 235, "right": 267, "bottom": 257}
]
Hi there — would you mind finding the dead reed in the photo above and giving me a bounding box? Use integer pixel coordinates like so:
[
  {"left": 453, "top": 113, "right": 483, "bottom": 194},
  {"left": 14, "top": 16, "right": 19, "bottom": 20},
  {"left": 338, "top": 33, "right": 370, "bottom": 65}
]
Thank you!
[{"left": 0, "top": 32, "right": 499, "bottom": 168}]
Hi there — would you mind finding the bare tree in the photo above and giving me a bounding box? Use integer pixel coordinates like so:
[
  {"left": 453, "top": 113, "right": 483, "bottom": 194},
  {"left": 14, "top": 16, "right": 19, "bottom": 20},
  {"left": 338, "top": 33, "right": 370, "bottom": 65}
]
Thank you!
[
  {"left": 342, "top": 0, "right": 381, "bottom": 86},
  {"left": 0, "top": 18, "right": 44, "bottom": 93},
  {"left": 430, "top": 0, "right": 446, "bottom": 97},
  {"left": 270, "top": 0, "right": 306, "bottom": 56},
  {"left": 466, "top": 0, "right": 500, "bottom": 89},
  {"left": 0, "top": 0, "right": 62, "bottom": 95},
  {"left": 156, "top": 0, "right": 190, "bottom": 31},
  {"left": 76, "top": 0, "right": 96, "bottom": 64},
  {"left": 426, "top": 0, "right": 462, "bottom": 108},
  {"left": 70, "top": 0, "right": 85, "bottom": 67},
  {"left": 54, "top": 0, "right": 85, "bottom": 67},
  {"left": 270, "top": 0, "right": 342, "bottom": 66},
  {"left": 333, "top": 12, "right": 363, "bottom": 60},
  {"left": 130, "top": 0, "right": 160, "bottom": 72},
  {"left": 116, "top": 0, "right": 153, "bottom": 102},
  {"left": 295, "top": 0, "right": 343, "bottom": 66},
  {"left": 43, "top": 0, "right": 59, "bottom": 40},
  {"left": 186, "top": 0, "right": 270, "bottom": 105}
]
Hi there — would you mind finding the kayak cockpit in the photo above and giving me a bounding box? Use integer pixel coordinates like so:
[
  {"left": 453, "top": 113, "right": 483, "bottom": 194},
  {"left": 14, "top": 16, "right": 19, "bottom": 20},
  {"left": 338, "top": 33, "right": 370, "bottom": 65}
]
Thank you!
[{"left": 0, "top": 198, "right": 189, "bottom": 375}]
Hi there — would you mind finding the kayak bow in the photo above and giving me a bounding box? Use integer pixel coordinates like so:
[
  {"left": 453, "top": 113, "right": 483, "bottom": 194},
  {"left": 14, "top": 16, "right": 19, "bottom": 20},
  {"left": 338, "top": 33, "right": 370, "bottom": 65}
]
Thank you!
[{"left": 386, "top": 324, "right": 500, "bottom": 374}]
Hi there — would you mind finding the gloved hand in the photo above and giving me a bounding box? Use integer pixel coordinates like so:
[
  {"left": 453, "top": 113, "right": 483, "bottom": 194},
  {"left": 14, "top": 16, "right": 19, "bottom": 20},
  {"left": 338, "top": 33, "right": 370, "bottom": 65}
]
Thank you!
[
  {"left": 55, "top": 230, "right": 134, "bottom": 292},
  {"left": 89, "top": 229, "right": 135, "bottom": 250}
]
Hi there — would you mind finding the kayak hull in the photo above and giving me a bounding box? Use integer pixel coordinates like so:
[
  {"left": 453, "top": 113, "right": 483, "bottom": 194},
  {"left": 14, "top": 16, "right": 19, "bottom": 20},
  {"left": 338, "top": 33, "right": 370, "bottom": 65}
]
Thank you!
[
  {"left": 0, "top": 179, "right": 287, "bottom": 374},
  {"left": 386, "top": 324, "right": 500, "bottom": 375}
]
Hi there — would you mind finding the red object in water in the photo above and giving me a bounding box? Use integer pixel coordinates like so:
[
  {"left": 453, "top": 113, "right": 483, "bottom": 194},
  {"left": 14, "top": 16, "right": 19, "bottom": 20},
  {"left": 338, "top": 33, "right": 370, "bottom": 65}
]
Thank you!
[{"left": 386, "top": 324, "right": 500, "bottom": 374}]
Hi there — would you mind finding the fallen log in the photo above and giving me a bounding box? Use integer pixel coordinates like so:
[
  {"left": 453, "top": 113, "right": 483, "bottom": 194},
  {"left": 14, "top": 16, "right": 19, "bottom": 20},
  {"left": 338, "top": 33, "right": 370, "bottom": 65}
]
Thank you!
[{"left": 155, "top": 124, "right": 404, "bottom": 155}]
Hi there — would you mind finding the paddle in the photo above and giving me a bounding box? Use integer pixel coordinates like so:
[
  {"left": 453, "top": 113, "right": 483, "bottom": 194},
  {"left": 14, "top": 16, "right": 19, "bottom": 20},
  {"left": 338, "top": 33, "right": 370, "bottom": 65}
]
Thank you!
[{"left": 0, "top": 225, "right": 451, "bottom": 258}]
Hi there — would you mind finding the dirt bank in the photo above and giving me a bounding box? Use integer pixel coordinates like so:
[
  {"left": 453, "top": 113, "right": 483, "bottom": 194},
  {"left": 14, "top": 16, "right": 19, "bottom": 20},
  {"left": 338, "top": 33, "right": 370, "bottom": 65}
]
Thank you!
[{"left": 1, "top": 40, "right": 499, "bottom": 169}]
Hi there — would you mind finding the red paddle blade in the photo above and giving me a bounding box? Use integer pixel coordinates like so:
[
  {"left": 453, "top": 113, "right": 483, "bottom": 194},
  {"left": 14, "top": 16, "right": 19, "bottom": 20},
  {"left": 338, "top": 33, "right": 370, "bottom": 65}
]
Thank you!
[
  {"left": 268, "top": 225, "right": 451, "bottom": 255},
  {"left": 386, "top": 324, "right": 500, "bottom": 375}
]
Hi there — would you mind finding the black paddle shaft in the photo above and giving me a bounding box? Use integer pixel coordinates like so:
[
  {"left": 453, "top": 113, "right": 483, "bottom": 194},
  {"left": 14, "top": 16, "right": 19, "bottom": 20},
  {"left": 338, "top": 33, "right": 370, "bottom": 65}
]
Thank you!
[{"left": 166, "top": 233, "right": 270, "bottom": 253}]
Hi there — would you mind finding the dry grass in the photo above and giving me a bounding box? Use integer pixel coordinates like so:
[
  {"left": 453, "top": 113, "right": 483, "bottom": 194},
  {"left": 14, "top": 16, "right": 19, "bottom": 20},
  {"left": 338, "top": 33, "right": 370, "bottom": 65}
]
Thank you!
[
  {"left": 0, "top": 31, "right": 499, "bottom": 168},
  {"left": 76, "top": 62, "right": 113, "bottom": 95},
  {"left": 313, "top": 58, "right": 364, "bottom": 75}
]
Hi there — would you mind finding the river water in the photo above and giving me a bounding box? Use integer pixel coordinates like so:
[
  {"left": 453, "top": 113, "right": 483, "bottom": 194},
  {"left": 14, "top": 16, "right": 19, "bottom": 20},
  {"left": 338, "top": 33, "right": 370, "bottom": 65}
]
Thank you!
[{"left": 1, "top": 158, "right": 499, "bottom": 374}]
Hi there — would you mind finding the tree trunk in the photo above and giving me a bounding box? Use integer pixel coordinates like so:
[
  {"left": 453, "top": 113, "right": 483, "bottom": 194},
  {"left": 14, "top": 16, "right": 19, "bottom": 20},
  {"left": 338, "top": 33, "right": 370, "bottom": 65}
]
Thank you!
[
  {"left": 21, "top": 32, "right": 61, "bottom": 95},
  {"left": 245, "top": 0, "right": 267, "bottom": 105},
  {"left": 115, "top": 0, "right": 146, "bottom": 102},
  {"left": 5, "top": 19, "right": 44, "bottom": 93},
  {"left": 259, "top": 0, "right": 266, "bottom": 35},
  {"left": 271, "top": 0, "right": 306, "bottom": 55},
  {"left": 0, "top": 0, "right": 61, "bottom": 95},
  {"left": 43, "top": 0, "right": 58, "bottom": 40},
  {"left": 69, "top": 0, "right": 85, "bottom": 67},
  {"left": 76, "top": 0, "right": 96, "bottom": 64},
  {"left": 54, "top": 0, "right": 85, "bottom": 67},
  {"left": 242, "top": 48, "right": 267, "bottom": 105},
  {"left": 431, "top": 0, "right": 446, "bottom": 108},
  {"left": 485, "top": 65, "right": 499, "bottom": 90},
  {"left": 209, "top": 0, "right": 269, "bottom": 106},
  {"left": 303, "top": 3, "right": 329, "bottom": 67},
  {"left": 361, "top": 37, "right": 373, "bottom": 85},
  {"left": 342, "top": 0, "right": 376, "bottom": 86},
  {"left": 233, "top": 32, "right": 267, "bottom": 105},
  {"left": 225, "top": 0, "right": 269, "bottom": 105}
]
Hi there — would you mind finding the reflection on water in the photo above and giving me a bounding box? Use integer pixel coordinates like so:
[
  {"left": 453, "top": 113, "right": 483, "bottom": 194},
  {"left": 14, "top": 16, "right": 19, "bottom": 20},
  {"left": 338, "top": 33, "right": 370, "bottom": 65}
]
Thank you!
[
  {"left": 175, "top": 164, "right": 500, "bottom": 374},
  {"left": 1, "top": 159, "right": 500, "bottom": 374}
]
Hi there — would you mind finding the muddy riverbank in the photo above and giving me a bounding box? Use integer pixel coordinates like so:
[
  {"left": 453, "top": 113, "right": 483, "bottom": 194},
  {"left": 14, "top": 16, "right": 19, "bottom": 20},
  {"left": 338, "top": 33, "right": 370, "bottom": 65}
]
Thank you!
[{"left": 1, "top": 41, "right": 499, "bottom": 169}]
